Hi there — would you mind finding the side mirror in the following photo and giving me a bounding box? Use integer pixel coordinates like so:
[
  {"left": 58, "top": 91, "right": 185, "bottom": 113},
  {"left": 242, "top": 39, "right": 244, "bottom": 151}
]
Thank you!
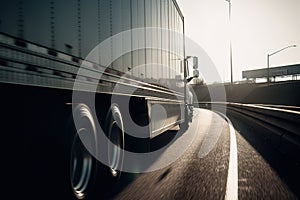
[
  {"left": 192, "top": 57, "right": 199, "bottom": 78},
  {"left": 185, "top": 56, "right": 199, "bottom": 81},
  {"left": 192, "top": 57, "right": 198, "bottom": 69}
]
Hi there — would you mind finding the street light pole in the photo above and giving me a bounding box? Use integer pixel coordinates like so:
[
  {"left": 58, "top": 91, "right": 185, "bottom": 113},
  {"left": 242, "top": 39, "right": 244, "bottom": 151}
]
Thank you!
[
  {"left": 267, "top": 44, "right": 297, "bottom": 85},
  {"left": 225, "top": 0, "right": 233, "bottom": 84},
  {"left": 267, "top": 53, "right": 270, "bottom": 84}
]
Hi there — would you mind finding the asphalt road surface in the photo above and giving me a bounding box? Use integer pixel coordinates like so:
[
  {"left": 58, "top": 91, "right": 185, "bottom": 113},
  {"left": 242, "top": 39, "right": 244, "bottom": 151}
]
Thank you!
[{"left": 102, "top": 108, "right": 299, "bottom": 200}]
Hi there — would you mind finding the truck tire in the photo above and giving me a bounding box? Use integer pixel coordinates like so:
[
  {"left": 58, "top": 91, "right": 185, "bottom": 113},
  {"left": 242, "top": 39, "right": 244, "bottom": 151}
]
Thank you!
[
  {"left": 69, "top": 104, "right": 98, "bottom": 199},
  {"left": 104, "top": 103, "right": 125, "bottom": 180},
  {"left": 180, "top": 105, "right": 190, "bottom": 132},
  {"left": 67, "top": 103, "right": 125, "bottom": 199}
]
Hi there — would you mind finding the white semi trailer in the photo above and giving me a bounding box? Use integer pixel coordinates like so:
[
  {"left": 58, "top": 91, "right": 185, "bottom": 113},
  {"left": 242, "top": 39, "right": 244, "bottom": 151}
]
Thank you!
[{"left": 0, "top": 0, "right": 198, "bottom": 199}]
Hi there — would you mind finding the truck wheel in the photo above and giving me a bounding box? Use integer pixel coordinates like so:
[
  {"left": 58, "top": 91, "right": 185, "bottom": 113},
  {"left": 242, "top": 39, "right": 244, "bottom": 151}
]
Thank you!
[
  {"left": 104, "top": 103, "right": 125, "bottom": 180},
  {"left": 180, "top": 121, "right": 189, "bottom": 133},
  {"left": 66, "top": 103, "right": 125, "bottom": 199},
  {"left": 70, "top": 104, "right": 98, "bottom": 199},
  {"left": 87, "top": 103, "right": 126, "bottom": 197},
  {"left": 180, "top": 105, "right": 190, "bottom": 132}
]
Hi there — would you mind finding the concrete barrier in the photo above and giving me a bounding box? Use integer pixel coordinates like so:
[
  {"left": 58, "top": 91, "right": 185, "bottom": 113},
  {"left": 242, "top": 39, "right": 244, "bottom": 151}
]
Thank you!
[{"left": 197, "top": 102, "right": 300, "bottom": 157}]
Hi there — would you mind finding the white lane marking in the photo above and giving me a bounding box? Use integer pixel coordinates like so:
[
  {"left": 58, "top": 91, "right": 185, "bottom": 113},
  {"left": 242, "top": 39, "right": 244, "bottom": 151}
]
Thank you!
[{"left": 217, "top": 112, "right": 238, "bottom": 200}]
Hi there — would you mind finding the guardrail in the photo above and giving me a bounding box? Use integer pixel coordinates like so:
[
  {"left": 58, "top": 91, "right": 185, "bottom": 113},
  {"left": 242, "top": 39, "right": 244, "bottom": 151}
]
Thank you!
[{"left": 196, "top": 102, "right": 300, "bottom": 157}]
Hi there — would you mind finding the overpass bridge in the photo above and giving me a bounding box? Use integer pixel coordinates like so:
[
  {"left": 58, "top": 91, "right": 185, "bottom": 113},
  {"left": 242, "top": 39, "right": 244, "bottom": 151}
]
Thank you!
[{"left": 242, "top": 64, "right": 300, "bottom": 82}]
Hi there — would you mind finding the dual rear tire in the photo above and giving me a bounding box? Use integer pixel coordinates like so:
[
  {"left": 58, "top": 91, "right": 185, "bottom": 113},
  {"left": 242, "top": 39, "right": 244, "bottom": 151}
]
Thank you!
[{"left": 69, "top": 103, "right": 125, "bottom": 199}]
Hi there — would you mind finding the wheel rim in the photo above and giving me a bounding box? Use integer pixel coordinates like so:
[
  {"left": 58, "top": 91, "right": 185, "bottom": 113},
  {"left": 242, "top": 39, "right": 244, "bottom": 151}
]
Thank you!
[{"left": 71, "top": 128, "right": 93, "bottom": 199}]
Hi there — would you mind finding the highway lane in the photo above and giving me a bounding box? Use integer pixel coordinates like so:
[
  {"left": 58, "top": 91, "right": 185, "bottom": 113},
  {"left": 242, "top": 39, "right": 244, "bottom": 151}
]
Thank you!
[{"left": 102, "top": 108, "right": 298, "bottom": 200}]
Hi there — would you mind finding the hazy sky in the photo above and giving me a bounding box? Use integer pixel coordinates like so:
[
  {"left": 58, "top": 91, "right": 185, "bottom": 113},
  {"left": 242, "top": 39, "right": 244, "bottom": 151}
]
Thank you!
[{"left": 177, "top": 0, "right": 300, "bottom": 83}]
